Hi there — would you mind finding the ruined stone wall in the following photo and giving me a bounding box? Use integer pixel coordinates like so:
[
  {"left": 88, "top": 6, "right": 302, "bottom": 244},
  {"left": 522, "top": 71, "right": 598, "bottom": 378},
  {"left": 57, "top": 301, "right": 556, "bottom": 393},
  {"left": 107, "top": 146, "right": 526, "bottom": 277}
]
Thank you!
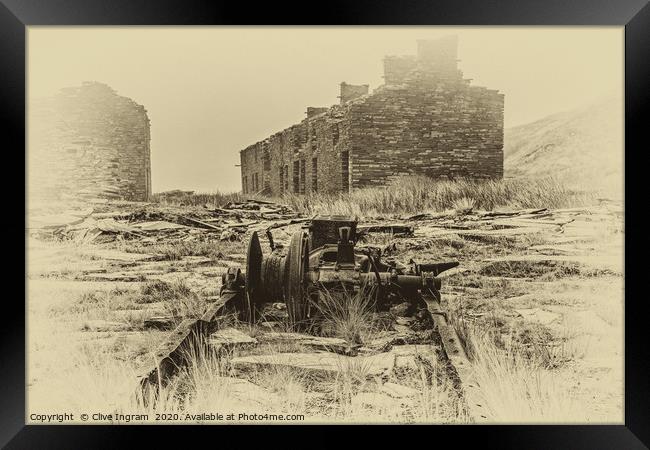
[
  {"left": 339, "top": 82, "right": 369, "bottom": 104},
  {"left": 349, "top": 36, "right": 503, "bottom": 187},
  {"left": 29, "top": 82, "right": 151, "bottom": 203},
  {"left": 349, "top": 82, "right": 504, "bottom": 189},
  {"left": 383, "top": 56, "right": 417, "bottom": 85},
  {"left": 239, "top": 37, "right": 504, "bottom": 195},
  {"left": 241, "top": 105, "right": 353, "bottom": 196}
]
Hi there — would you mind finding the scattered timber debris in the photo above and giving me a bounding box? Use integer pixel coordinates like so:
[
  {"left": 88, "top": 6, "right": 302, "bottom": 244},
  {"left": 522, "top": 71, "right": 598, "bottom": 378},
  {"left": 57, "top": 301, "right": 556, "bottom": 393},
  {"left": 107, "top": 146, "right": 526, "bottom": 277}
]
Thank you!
[{"left": 33, "top": 199, "right": 302, "bottom": 247}]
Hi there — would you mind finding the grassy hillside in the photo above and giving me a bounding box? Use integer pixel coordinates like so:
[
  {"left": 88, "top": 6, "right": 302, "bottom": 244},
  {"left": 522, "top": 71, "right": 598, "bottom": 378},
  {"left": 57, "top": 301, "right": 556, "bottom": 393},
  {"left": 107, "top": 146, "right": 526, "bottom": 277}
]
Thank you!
[{"left": 504, "top": 97, "right": 623, "bottom": 196}]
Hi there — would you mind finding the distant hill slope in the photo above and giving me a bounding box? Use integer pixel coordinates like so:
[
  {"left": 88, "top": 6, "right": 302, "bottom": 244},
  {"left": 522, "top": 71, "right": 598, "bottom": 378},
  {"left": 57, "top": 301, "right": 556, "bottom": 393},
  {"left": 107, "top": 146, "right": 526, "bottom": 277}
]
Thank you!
[{"left": 504, "top": 97, "right": 623, "bottom": 193}]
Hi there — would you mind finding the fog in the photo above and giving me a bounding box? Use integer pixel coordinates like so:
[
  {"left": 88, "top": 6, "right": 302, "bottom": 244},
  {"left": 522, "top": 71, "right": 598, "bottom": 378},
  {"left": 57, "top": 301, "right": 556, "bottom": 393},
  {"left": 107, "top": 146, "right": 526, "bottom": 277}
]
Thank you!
[{"left": 28, "top": 27, "right": 623, "bottom": 192}]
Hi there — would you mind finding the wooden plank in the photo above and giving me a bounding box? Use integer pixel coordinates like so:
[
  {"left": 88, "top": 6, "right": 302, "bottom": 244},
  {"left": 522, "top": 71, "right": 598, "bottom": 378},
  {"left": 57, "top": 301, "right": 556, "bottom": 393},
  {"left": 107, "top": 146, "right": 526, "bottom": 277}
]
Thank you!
[{"left": 178, "top": 215, "right": 222, "bottom": 231}]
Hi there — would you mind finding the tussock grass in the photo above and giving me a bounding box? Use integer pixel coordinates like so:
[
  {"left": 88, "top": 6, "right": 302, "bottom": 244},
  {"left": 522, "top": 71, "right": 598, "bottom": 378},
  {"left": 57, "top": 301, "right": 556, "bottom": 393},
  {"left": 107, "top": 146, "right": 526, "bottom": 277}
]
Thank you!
[
  {"left": 311, "top": 287, "right": 385, "bottom": 344},
  {"left": 451, "top": 196, "right": 476, "bottom": 215},
  {"left": 450, "top": 317, "right": 586, "bottom": 423},
  {"left": 280, "top": 176, "right": 595, "bottom": 218},
  {"left": 151, "top": 190, "right": 249, "bottom": 208},
  {"left": 150, "top": 176, "right": 595, "bottom": 219},
  {"left": 146, "top": 279, "right": 208, "bottom": 321},
  {"left": 246, "top": 352, "right": 311, "bottom": 411},
  {"left": 411, "top": 359, "right": 470, "bottom": 423}
]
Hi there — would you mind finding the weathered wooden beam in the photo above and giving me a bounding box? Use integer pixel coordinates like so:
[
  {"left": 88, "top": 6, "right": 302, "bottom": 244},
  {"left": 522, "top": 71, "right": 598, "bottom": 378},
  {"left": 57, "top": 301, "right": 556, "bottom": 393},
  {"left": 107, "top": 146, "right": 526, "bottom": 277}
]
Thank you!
[{"left": 178, "top": 215, "right": 222, "bottom": 231}]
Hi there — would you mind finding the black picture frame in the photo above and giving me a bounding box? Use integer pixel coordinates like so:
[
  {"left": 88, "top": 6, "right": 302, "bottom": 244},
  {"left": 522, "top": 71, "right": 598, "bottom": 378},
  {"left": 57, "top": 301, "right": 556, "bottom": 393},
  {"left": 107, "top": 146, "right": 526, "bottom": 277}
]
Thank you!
[{"left": 4, "top": 0, "right": 647, "bottom": 448}]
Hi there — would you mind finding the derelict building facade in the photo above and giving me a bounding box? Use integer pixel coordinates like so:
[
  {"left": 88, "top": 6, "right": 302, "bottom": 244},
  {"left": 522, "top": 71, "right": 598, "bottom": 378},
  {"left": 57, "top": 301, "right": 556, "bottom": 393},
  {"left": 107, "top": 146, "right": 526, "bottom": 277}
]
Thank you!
[{"left": 239, "top": 36, "right": 504, "bottom": 195}]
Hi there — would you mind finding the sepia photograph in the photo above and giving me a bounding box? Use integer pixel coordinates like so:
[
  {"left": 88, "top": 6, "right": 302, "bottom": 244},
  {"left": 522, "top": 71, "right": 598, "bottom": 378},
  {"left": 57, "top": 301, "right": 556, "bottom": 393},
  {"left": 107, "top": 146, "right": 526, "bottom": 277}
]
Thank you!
[{"left": 25, "top": 25, "right": 625, "bottom": 425}]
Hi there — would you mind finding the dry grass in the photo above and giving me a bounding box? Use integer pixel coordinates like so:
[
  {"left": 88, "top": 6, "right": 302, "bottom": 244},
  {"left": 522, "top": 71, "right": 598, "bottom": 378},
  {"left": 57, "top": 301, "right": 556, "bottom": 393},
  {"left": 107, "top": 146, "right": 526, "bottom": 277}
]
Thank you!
[
  {"left": 150, "top": 190, "right": 250, "bottom": 208},
  {"left": 29, "top": 333, "right": 309, "bottom": 423},
  {"left": 47, "top": 279, "right": 210, "bottom": 330},
  {"left": 32, "top": 277, "right": 586, "bottom": 424},
  {"left": 311, "top": 286, "right": 385, "bottom": 344},
  {"left": 150, "top": 176, "right": 596, "bottom": 219},
  {"left": 451, "top": 196, "right": 476, "bottom": 215},
  {"left": 143, "top": 279, "right": 209, "bottom": 321},
  {"left": 411, "top": 360, "right": 470, "bottom": 423},
  {"left": 123, "top": 238, "right": 245, "bottom": 262},
  {"left": 279, "top": 176, "right": 596, "bottom": 218},
  {"left": 450, "top": 318, "right": 586, "bottom": 423}
]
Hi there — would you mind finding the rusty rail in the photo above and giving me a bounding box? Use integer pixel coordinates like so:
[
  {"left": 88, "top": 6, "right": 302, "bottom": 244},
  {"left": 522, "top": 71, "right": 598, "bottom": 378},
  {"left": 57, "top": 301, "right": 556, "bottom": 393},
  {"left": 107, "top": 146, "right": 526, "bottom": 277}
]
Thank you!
[
  {"left": 138, "top": 292, "right": 238, "bottom": 401},
  {"left": 424, "top": 295, "right": 490, "bottom": 423}
]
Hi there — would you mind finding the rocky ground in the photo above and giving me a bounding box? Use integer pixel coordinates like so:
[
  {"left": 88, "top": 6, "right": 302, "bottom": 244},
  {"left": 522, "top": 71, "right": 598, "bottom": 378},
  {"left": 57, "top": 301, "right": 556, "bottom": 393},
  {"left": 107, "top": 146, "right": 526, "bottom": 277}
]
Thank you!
[{"left": 26, "top": 198, "right": 623, "bottom": 423}]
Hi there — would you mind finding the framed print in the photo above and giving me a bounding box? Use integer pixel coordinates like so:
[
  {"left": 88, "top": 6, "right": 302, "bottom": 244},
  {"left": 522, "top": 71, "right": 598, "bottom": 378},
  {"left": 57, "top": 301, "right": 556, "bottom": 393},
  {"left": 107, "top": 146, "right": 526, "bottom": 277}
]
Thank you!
[{"left": 3, "top": 0, "right": 648, "bottom": 447}]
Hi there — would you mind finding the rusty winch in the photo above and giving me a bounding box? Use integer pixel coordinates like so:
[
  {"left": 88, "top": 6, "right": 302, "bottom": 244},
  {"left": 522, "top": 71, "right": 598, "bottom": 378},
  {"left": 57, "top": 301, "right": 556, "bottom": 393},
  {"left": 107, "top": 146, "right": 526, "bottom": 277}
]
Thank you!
[
  {"left": 225, "top": 215, "right": 458, "bottom": 328},
  {"left": 143, "top": 215, "right": 490, "bottom": 420}
]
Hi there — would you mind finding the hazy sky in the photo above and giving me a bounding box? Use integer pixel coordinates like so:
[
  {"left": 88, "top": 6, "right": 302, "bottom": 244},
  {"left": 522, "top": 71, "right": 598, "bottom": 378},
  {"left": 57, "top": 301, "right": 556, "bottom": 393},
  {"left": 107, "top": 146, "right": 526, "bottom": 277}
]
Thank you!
[{"left": 28, "top": 27, "right": 623, "bottom": 193}]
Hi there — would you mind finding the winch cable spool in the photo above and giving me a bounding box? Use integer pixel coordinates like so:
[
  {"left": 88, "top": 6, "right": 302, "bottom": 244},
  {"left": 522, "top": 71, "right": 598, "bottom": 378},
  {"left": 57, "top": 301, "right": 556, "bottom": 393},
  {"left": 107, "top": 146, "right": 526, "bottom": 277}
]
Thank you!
[
  {"left": 260, "top": 254, "right": 285, "bottom": 303},
  {"left": 245, "top": 231, "right": 309, "bottom": 325},
  {"left": 244, "top": 231, "right": 264, "bottom": 323},
  {"left": 285, "top": 231, "right": 311, "bottom": 328}
]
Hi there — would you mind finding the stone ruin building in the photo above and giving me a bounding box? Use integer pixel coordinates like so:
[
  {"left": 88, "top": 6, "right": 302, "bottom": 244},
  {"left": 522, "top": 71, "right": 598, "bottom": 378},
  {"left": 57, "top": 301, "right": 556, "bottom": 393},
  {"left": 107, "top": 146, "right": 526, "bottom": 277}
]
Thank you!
[
  {"left": 239, "top": 36, "right": 504, "bottom": 195},
  {"left": 29, "top": 82, "right": 151, "bottom": 202}
]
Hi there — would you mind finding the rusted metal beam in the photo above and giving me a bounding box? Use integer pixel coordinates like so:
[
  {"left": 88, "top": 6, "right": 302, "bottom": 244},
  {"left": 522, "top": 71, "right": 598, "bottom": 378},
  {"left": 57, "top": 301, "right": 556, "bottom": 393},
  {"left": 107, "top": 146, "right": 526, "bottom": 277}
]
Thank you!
[
  {"left": 357, "top": 223, "right": 414, "bottom": 237},
  {"left": 138, "top": 293, "right": 237, "bottom": 401},
  {"left": 424, "top": 295, "right": 490, "bottom": 423}
]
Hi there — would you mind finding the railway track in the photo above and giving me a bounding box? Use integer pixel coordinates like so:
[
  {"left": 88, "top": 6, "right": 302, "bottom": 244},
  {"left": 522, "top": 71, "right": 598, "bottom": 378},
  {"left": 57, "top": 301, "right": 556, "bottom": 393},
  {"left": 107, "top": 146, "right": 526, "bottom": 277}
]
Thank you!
[{"left": 138, "top": 268, "right": 489, "bottom": 422}]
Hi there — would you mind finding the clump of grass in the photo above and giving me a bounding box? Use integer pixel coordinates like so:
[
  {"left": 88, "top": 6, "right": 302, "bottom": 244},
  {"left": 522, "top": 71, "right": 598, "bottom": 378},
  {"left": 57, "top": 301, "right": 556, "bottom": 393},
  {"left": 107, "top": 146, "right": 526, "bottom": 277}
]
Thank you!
[
  {"left": 247, "top": 358, "right": 310, "bottom": 411},
  {"left": 452, "top": 196, "right": 475, "bottom": 215},
  {"left": 326, "top": 357, "right": 375, "bottom": 419},
  {"left": 279, "top": 176, "right": 596, "bottom": 218},
  {"left": 311, "top": 287, "right": 383, "bottom": 344},
  {"left": 140, "top": 279, "right": 191, "bottom": 300},
  {"left": 138, "top": 279, "right": 207, "bottom": 321},
  {"left": 411, "top": 358, "right": 470, "bottom": 423},
  {"left": 449, "top": 317, "right": 586, "bottom": 423}
]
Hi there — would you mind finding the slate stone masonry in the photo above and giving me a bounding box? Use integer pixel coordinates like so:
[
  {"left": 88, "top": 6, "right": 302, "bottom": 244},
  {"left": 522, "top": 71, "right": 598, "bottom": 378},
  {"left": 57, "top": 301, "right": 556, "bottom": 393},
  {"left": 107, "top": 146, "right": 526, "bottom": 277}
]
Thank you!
[
  {"left": 240, "top": 36, "right": 504, "bottom": 195},
  {"left": 29, "top": 82, "right": 152, "bottom": 202}
]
